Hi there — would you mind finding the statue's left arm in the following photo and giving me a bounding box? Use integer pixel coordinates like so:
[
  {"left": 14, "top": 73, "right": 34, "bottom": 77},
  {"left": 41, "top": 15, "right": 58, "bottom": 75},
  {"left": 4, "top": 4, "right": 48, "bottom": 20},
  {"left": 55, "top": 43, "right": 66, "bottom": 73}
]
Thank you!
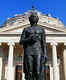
[
  {"left": 41, "top": 29, "right": 48, "bottom": 63},
  {"left": 19, "top": 28, "right": 32, "bottom": 45}
]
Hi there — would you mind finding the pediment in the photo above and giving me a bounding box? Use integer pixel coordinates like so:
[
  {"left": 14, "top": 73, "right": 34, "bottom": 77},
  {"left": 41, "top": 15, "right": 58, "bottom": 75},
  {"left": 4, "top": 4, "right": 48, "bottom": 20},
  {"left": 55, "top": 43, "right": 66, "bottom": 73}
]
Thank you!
[
  {"left": 0, "top": 9, "right": 66, "bottom": 34},
  {"left": 0, "top": 23, "right": 65, "bottom": 34}
]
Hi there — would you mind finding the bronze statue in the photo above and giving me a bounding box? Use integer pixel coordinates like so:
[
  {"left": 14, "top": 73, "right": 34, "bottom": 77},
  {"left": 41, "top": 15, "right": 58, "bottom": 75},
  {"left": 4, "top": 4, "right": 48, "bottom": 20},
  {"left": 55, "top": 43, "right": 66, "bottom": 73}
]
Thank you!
[{"left": 19, "top": 7, "right": 48, "bottom": 80}]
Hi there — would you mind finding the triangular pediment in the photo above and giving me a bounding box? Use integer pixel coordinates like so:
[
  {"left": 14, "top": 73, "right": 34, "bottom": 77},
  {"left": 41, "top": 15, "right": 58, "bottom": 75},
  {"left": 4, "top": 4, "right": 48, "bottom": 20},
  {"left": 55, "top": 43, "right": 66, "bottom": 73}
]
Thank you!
[
  {"left": 0, "top": 9, "right": 66, "bottom": 34},
  {"left": 0, "top": 23, "right": 66, "bottom": 34}
]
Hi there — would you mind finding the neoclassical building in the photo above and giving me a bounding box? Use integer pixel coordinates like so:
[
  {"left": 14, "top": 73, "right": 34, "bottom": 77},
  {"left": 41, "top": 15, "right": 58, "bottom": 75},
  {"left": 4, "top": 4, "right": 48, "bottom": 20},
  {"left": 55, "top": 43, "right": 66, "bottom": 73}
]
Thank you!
[{"left": 0, "top": 9, "right": 66, "bottom": 80}]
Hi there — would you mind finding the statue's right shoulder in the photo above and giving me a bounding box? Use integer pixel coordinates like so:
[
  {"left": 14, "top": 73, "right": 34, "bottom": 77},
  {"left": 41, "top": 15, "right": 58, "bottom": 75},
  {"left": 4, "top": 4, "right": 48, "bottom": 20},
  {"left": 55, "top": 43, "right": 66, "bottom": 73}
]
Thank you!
[{"left": 23, "top": 27, "right": 31, "bottom": 31}]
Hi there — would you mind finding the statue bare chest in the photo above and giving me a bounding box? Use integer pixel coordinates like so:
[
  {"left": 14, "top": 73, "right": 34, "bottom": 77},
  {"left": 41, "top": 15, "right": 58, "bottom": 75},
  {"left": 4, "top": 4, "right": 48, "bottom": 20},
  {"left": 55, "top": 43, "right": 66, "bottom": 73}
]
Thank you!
[{"left": 25, "top": 27, "right": 43, "bottom": 38}]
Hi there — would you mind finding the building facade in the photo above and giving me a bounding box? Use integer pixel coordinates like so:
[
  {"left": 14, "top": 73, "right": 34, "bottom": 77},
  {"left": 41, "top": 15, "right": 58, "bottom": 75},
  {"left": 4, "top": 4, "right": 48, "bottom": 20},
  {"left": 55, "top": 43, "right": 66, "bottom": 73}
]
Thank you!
[{"left": 0, "top": 9, "right": 66, "bottom": 80}]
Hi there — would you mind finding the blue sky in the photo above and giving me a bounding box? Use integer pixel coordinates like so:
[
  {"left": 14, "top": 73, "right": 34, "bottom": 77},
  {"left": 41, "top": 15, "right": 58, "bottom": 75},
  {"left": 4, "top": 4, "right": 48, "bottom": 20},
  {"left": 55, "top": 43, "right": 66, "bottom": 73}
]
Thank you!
[{"left": 0, "top": 0, "right": 66, "bottom": 27}]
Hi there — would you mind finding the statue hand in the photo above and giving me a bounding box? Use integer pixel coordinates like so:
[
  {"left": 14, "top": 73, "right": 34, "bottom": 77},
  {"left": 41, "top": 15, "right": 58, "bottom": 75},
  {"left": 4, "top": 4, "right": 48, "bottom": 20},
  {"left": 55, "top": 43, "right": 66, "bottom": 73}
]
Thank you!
[
  {"left": 27, "top": 35, "right": 34, "bottom": 41},
  {"left": 32, "top": 36, "right": 37, "bottom": 41},
  {"left": 41, "top": 55, "right": 48, "bottom": 64},
  {"left": 44, "top": 55, "right": 48, "bottom": 64},
  {"left": 31, "top": 35, "right": 39, "bottom": 41},
  {"left": 28, "top": 34, "right": 39, "bottom": 43}
]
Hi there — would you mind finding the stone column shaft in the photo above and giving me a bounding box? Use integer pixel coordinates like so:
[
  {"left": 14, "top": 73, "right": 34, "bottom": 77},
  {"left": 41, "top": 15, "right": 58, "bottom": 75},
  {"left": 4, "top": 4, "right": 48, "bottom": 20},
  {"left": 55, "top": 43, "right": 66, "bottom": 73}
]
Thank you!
[
  {"left": 22, "top": 51, "right": 25, "bottom": 80},
  {"left": 0, "top": 43, "right": 3, "bottom": 80},
  {"left": 7, "top": 42, "right": 14, "bottom": 80},
  {"left": 63, "top": 43, "right": 66, "bottom": 80},
  {"left": 51, "top": 42, "right": 60, "bottom": 80},
  {"left": 49, "top": 65, "right": 53, "bottom": 80},
  {"left": 22, "top": 72, "right": 25, "bottom": 80},
  {"left": 0, "top": 57, "right": 2, "bottom": 80}
]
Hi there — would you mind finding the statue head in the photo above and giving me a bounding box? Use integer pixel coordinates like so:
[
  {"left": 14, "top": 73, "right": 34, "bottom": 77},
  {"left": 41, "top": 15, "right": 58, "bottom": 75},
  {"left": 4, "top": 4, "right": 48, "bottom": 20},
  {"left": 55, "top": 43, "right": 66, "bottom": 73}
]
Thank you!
[{"left": 29, "top": 6, "right": 39, "bottom": 26}]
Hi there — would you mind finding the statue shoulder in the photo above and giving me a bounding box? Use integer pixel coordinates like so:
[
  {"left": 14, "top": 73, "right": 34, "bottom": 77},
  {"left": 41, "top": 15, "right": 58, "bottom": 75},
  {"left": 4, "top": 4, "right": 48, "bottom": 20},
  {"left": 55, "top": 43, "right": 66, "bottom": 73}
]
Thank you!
[
  {"left": 23, "top": 27, "right": 30, "bottom": 32},
  {"left": 38, "top": 26, "right": 45, "bottom": 32},
  {"left": 39, "top": 26, "right": 46, "bottom": 34}
]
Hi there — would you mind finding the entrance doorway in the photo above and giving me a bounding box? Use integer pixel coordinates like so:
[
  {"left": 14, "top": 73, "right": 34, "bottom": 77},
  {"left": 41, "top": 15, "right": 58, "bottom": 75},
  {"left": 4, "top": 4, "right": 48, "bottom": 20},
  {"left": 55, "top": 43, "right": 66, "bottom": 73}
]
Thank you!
[{"left": 15, "top": 65, "right": 22, "bottom": 80}]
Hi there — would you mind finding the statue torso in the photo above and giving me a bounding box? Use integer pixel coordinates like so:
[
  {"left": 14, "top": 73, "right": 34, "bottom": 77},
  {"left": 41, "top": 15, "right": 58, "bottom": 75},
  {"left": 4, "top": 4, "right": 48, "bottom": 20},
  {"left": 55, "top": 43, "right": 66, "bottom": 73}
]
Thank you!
[{"left": 24, "top": 26, "right": 44, "bottom": 55}]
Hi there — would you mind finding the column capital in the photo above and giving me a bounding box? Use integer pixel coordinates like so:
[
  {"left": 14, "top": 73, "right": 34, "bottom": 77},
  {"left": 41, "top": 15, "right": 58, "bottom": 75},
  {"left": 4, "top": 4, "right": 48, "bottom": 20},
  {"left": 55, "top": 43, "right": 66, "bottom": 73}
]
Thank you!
[
  {"left": 50, "top": 42, "right": 58, "bottom": 46},
  {"left": 8, "top": 42, "right": 15, "bottom": 46}
]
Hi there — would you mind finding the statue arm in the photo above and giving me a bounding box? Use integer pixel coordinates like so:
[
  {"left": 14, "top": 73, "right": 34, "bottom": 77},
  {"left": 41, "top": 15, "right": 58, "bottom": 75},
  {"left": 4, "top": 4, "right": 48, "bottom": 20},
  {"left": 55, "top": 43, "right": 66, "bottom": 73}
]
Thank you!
[
  {"left": 41, "top": 29, "right": 48, "bottom": 62},
  {"left": 19, "top": 28, "right": 31, "bottom": 45}
]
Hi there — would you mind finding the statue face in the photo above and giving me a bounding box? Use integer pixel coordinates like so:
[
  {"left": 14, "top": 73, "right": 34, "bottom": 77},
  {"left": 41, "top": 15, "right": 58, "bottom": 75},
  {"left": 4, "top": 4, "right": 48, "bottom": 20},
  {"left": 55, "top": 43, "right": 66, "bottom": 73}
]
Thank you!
[
  {"left": 29, "top": 11, "right": 39, "bottom": 25},
  {"left": 29, "top": 15, "right": 39, "bottom": 25}
]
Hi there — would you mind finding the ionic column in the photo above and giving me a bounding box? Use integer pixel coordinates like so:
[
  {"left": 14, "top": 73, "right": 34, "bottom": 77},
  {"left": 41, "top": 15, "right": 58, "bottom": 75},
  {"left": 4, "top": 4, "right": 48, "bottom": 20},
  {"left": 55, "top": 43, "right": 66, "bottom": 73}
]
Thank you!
[
  {"left": 7, "top": 42, "right": 14, "bottom": 80},
  {"left": 22, "top": 72, "right": 25, "bottom": 80},
  {"left": 22, "top": 51, "right": 25, "bottom": 80},
  {"left": 51, "top": 42, "right": 60, "bottom": 80},
  {"left": 63, "top": 43, "right": 66, "bottom": 80},
  {"left": 0, "top": 58, "right": 2, "bottom": 80},
  {"left": 0, "top": 43, "right": 3, "bottom": 80},
  {"left": 49, "top": 64, "right": 53, "bottom": 80}
]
